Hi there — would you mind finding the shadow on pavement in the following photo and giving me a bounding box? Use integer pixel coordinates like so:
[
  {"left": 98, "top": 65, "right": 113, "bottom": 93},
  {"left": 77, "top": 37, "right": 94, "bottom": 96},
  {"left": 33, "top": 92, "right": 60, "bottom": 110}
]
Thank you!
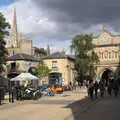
[
  {"left": 65, "top": 94, "right": 120, "bottom": 120},
  {"left": 65, "top": 96, "right": 99, "bottom": 120}
]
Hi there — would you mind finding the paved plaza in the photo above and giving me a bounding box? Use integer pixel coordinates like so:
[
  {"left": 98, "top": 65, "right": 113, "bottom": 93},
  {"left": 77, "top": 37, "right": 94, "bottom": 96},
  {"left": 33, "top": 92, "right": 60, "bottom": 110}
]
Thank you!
[
  {"left": 0, "top": 88, "right": 120, "bottom": 120},
  {"left": 0, "top": 88, "right": 87, "bottom": 120}
]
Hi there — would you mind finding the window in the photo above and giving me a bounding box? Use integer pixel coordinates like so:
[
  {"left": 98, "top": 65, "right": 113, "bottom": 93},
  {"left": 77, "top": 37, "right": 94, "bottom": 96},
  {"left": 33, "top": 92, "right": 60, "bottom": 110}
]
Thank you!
[
  {"left": 109, "top": 52, "right": 111, "bottom": 59},
  {"left": 101, "top": 52, "right": 104, "bottom": 59},
  {"left": 52, "top": 61, "right": 58, "bottom": 72},
  {"left": 115, "top": 51, "right": 118, "bottom": 58}
]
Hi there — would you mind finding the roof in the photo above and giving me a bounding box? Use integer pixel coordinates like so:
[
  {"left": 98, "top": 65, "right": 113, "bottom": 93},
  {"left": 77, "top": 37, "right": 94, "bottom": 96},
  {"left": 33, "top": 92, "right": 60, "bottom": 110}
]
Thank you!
[
  {"left": 93, "top": 29, "right": 120, "bottom": 46},
  {"left": 94, "top": 43, "right": 120, "bottom": 47},
  {"left": 6, "top": 53, "right": 39, "bottom": 62},
  {"left": 44, "top": 52, "right": 75, "bottom": 61}
]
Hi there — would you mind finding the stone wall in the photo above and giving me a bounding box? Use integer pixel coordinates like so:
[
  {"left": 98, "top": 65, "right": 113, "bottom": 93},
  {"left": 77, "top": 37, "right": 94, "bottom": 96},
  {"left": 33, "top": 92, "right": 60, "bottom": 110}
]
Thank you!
[{"left": 93, "top": 30, "right": 120, "bottom": 80}]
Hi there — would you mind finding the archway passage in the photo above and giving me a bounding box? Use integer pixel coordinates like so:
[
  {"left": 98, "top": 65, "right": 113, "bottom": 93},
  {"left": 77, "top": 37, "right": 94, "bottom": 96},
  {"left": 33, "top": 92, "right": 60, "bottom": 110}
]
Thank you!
[{"left": 101, "top": 68, "right": 113, "bottom": 84}]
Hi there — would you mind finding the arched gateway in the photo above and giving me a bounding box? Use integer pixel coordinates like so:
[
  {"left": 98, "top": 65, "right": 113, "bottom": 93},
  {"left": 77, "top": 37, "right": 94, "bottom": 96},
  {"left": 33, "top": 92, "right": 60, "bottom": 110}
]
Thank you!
[{"left": 92, "top": 29, "right": 120, "bottom": 81}]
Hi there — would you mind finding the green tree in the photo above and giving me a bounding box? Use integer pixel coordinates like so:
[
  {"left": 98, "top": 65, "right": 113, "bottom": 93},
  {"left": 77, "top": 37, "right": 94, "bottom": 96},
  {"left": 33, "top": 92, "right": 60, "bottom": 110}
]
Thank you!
[
  {"left": 36, "top": 60, "right": 51, "bottom": 78},
  {"left": 71, "top": 34, "right": 99, "bottom": 81},
  {"left": 0, "top": 12, "right": 10, "bottom": 74}
]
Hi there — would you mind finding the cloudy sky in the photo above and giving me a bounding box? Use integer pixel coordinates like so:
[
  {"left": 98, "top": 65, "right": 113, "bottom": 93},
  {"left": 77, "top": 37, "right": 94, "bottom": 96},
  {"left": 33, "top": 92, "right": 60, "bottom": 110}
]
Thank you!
[{"left": 0, "top": 0, "right": 120, "bottom": 53}]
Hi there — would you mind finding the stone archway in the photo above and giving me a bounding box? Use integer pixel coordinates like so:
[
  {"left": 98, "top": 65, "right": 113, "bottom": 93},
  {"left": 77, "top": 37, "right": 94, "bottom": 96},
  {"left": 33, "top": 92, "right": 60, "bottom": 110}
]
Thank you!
[
  {"left": 95, "top": 67, "right": 114, "bottom": 86},
  {"left": 101, "top": 68, "right": 113, "bottom": 83},
  {"left": 96, "top": 67, "right": 114, "bottom": 81}
]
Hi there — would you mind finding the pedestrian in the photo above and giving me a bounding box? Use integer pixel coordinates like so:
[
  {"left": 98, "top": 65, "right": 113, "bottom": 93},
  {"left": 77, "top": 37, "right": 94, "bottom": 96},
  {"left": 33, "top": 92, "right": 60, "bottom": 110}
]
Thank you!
[
  {"left": 113, "top": 80, "right": 119, "bottom": 97},
  {"left": 86, "top": 81, "right": 90, "bottom": 96},
  {"left": 94, "top": 81, "right": 99, "bottom": 99},
  {"left": 88, "top": 80, "right": 94, "bottom": 100},
  {"left": 11, "top": 86, "right": 14, "bottom": 103},
  {"left": 107, "top": 79, "right": 113, "bottom": 96},
  {"left": 99, "top": 80, "right": 105, "bottom": 98}
]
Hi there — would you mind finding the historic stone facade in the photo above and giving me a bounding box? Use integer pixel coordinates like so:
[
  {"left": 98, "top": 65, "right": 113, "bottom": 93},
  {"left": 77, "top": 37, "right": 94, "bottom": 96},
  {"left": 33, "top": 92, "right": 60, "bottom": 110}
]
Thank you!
[
  {"left": 92, "top": 29, "right": 120, "bottom": 81},
  {"left": 44, "top": 52, "right": 76, "bottom": 86}
]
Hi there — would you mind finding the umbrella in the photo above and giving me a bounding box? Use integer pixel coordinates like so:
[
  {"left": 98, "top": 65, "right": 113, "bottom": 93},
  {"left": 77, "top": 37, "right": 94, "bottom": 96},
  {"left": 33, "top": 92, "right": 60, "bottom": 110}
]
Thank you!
[{"left": 10, "top": 73, "right": 39, "bottom": 81}]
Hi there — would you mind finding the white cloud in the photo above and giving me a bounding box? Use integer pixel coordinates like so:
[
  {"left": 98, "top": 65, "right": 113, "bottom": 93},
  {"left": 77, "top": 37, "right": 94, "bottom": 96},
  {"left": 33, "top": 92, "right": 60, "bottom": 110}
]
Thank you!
[{"left": 0, "top": 0, "right": 57, "bottom": 39}]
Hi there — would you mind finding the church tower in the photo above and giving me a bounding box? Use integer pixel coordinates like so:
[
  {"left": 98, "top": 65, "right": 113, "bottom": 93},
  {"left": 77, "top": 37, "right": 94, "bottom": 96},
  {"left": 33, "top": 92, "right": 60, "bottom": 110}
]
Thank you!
[{"left": 10, "top": 8, "right": 18, "bottom": 48}]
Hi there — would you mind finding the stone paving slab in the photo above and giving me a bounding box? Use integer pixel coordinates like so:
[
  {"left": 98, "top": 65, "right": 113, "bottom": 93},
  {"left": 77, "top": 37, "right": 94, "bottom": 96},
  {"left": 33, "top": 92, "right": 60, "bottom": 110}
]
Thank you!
[{"left": 0, "top": 88, "right": 87, "bottom": 120}]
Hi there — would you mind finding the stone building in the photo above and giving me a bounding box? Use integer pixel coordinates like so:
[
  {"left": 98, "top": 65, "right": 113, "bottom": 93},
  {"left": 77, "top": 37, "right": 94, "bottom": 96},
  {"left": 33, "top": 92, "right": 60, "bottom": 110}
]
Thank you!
[
  {"left": 92, "top": 28, "right": 120, "bottom": 81},
  {"left": 6, "top": 8, "right": 33, "bottom": 56},
  {"left": 5, "top": 9, "right": 39, "bottom": 78},
  {"left": 43, "top": 52, "right": 76, "bottom": 86},
  {"left": 6, "top": 53, "right": 39, "bottom": 77}
]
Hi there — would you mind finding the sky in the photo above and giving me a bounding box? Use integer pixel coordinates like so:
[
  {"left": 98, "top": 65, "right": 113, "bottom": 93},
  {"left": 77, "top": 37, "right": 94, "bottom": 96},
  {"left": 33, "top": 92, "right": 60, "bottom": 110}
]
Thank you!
[
  {"left": 0, "top": 0, "right": 120, "bottom": 53},
  {"left": 0, "top": 0, "right": 15, "bottom": 6}
]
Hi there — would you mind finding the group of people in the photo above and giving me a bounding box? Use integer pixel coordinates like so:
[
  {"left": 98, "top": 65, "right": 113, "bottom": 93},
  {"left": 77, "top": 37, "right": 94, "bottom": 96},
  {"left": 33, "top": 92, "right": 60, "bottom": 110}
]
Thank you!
[{"left": 86, "top": 78, "right": 119, "bottom": 100}]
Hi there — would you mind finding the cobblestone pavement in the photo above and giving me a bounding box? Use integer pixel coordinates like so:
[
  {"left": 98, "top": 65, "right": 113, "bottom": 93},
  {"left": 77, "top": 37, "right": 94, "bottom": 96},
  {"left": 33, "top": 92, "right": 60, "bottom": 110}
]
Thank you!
[{"left": 0, "top": 87, "right": 87, "bottom": 120}]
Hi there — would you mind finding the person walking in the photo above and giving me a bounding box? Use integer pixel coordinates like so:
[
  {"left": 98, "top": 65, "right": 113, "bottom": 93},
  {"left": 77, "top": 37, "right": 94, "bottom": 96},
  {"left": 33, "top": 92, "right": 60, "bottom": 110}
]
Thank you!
[
  {"left": 99, "top": 80, "right": 105, "bottom": 98},
  {"left": 107, "top": 79, "right": 113, "bottom": 96},
  {"left": 113, "top": 80, "right": 119, "bottom": 97},
  {"left": 94, "top": 81, "right": 99, "bottom": 99},
  {"left": 88, "top": 80, "right": 94, "bottom": 100},
  {"left": 11, "top": 86, "right": 15, "bottom": 103}
]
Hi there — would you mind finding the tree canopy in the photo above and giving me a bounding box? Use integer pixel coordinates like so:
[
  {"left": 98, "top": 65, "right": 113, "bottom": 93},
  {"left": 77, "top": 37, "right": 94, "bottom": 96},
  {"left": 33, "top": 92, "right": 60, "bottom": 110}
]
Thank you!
[
  {"left": 0, "top": 12, "right": 10, "bottom": 73},
  {"left": 71, "top": 34, "right": 99, "bottom": 81},
  {"left": 36, "top": 60, "right": 51, "bottom": 78}
]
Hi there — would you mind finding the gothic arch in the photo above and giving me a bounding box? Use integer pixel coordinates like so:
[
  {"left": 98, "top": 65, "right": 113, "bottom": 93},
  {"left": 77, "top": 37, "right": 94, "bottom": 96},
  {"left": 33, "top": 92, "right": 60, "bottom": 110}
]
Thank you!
[
  {"left": 108, "top": 51, "right": 112, "bottom": 59},
  {"left": 104, "top": 50, "right": 108, "bottom": 59},
  {"left": 96, "top": 67, "right": 114, "bottom": 81}
]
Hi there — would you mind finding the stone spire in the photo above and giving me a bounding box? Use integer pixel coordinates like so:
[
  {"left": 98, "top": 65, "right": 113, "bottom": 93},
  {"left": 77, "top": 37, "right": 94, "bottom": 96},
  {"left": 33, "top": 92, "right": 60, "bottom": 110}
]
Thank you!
[
  {"left": 61, "top": 48, "right": 65, "bottom": 56},
  {"left": 10, "top": 8, "right": 18, "bottom": 48},
  {"left": 47, "top": 45, "right": 50, "bottom": 56}
]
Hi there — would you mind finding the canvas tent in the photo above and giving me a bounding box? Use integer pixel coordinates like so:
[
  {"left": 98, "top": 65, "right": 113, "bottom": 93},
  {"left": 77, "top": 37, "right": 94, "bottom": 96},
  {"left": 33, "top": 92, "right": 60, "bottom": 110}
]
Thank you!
[
  {"left": 10, "top": 73, "right": 39, "bottom": 81},
  {"left": 10, "top": 73, "right": 39, "bottom": 87}
]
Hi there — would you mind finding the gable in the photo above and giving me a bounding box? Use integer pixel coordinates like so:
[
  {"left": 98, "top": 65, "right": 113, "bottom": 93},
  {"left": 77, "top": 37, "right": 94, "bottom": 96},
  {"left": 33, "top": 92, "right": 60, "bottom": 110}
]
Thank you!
[{"left": 93, "top": 31, "right": 112, "bottom": 45}]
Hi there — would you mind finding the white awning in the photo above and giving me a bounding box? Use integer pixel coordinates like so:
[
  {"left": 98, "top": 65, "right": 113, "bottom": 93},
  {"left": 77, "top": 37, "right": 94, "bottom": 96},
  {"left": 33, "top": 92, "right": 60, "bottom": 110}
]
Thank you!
[{"left": 10, "top": 73, "right": 39, "bottom": 81}]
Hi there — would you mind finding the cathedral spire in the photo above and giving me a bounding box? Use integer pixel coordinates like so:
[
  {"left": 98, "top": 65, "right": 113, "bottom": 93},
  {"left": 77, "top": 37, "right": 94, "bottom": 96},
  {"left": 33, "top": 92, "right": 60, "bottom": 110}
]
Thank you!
[
  {"left": 47, "top": 45, "right": 50, "bottom": 56},
  {"left": 10, "top": 8, "right": 18, "bottom": 48}
]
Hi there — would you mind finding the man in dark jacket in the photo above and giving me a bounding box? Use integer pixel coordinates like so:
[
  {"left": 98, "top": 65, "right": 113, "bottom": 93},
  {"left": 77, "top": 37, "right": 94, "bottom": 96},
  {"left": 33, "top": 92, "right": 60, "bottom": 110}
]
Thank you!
[{"left": 94, "top": 81, "right": 99, "bottom": 98}]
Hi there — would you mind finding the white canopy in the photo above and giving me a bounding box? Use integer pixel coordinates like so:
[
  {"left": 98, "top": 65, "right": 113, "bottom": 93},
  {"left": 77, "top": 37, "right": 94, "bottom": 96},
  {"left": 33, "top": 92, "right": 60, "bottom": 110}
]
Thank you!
[{"left": 10, "top": 73, "right": 39, "bottom": 81}]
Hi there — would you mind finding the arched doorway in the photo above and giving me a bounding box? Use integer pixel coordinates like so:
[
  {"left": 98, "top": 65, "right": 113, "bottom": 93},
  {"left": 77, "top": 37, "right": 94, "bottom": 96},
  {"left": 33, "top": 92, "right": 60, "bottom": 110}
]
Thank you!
[
  {"left": 101, "top": 68, "right": 113, "bottom": 84},
  {"left": 28, "top": 67, "right": 37, "bottom": 75}
]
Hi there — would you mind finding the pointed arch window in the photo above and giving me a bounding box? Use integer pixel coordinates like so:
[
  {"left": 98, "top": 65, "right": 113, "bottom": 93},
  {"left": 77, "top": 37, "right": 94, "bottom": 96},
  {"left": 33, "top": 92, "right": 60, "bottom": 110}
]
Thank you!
[{"left": 109, "top": 52, "right": 112, "bottom": 59}]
